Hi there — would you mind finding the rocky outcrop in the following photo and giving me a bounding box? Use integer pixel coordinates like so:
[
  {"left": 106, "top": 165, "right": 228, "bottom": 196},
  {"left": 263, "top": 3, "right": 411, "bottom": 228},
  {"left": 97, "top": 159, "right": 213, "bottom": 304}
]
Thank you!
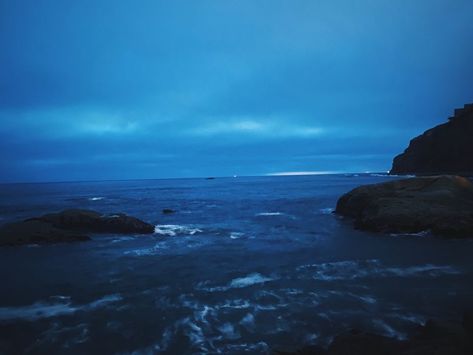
[
  {"left": 335, "top": 175, "right": 473, "bottom": 237},
  {"left": 390, "top": 103, "right": 473, "bottom": 175},
  {"left": 277, "top": 313, "right": 473, "bottom": 355},
  {"left": 30, "top": 209, "right": 155, "bottom": 234},
  {"left": 0, "top": 209, "right": 155, "bottom": 246},
  {"left": 0, "top": 220, "right": 90, "bottom": 246}
]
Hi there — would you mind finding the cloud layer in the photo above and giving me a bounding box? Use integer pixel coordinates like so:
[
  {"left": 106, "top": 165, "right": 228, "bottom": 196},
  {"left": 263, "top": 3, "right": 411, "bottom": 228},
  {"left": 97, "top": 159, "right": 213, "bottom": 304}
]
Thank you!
[{"left": 1, "top": 0, "right": 473, "bottom": 181}]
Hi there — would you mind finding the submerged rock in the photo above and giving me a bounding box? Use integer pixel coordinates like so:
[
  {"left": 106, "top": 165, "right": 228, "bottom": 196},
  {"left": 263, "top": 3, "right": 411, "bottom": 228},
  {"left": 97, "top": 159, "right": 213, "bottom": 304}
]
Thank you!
[
  {"left": 335, "top": 175, "right": 473, "bottom": 237},
  {"left": 0, "top": 209, "right": 155, "bottom": 246},
  {"left": 162, "top": 208, "right": 176, "bottom": 214},
  {"left": 390, "top": 103, "right": 473, "bottom": 175}
]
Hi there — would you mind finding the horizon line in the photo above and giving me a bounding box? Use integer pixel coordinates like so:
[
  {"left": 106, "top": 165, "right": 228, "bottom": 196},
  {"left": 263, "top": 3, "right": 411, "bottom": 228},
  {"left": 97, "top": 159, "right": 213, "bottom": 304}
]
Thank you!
[{"left": 0, "top": 171, "right": 391, "bottom": 185}]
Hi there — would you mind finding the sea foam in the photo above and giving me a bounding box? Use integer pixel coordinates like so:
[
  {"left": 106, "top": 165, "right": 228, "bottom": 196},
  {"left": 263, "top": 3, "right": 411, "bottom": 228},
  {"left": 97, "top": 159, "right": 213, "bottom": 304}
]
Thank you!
[
  {"left": 154, "top": 224, "right": 202, "bottom": 236},
  {"left": 0, "top": 294, "right": 122, "bottom": 321}
]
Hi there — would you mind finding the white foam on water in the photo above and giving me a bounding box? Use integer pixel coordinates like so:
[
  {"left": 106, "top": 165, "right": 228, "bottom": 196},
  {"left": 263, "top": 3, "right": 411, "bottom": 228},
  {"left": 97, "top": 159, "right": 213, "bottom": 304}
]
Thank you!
[
  {"left": 197, "top": 273, "right": 275, "bottom": 292},
  {"left": 392, "top": 313, "right": 426, "bottom": 324},
  {"left": 255, "top": 212, "right": 284, "bottom": 216},
  {"left": 217, "top": 322, "right": 240, "bottom": 340},
  {"left": 176, "top": 317, "right": 205, "bottom": 346},
  {"left": 218, "top": 299, "right": 252, "bottom": 309},
  {"left": 88, "top": 197, "right": 105, "bottom": 201},
  {"left": 297, "top": 260, "right": 461, "bottom": 281},
  {"left": 194, "top": 305, "right": 214, "bottom": 325},
  {"left": 229, "top": 273, "right": 274, "bottom": 288},
  {"left": 356, "top": 295, "right": 377, "bottom": 304},
  {"left": 154, "top": 224, "right": 202, "bottom": 236},
  {"left": 0, "top": 294, "right": 122, "bottom": 321},
  {"left": 372, "top": 319, "right": 406, "bottom": 340},
  {"left": 240, "top": 313, "right": 255, "bottom": 330},
  {"left": 230, "top": 232, "right": 244, "bottom": 239},
  {"left": 110, "top": 236, "right": 136, "bottom": 243},
  {"left": 390, "top": 231, "right": 430, "bottom": 237},
  {"left": 383, "top": 264, "right": 461, "bottom": 277},
  {"left": 319, "top": 208, "right": 334, "bottom": 215},
  {"left": 218, "top": 341, "right": 269, "bottom": 353},
  {"left": 124, "top": 241, "right": 170, "bottom": 256}
]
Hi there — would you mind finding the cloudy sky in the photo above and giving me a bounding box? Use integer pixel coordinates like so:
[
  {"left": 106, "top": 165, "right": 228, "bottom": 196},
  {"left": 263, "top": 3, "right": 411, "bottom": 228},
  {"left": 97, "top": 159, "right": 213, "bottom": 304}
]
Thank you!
[{"left": 1, "top": 0, "right": 472, "bottom": 182}]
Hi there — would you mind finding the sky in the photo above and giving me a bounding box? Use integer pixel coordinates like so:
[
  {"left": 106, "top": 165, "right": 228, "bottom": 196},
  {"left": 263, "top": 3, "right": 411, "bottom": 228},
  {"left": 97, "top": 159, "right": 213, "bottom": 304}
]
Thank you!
[{"left": 1, "top": 0, "right": 473, "bottom": 182}]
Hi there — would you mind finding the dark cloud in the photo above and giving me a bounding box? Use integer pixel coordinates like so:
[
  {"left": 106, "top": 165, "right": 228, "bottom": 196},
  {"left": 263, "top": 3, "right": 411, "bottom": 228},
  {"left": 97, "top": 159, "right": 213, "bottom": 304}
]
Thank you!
[{"left": 1, "top": 0, "right": 473, "bottom": 182}]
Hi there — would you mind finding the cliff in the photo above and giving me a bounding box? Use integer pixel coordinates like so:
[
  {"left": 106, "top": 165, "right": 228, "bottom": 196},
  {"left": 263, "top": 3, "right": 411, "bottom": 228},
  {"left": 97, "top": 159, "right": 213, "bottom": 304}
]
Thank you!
[{"left": 390, "top": 103, "right": 473, "bottom": 175}]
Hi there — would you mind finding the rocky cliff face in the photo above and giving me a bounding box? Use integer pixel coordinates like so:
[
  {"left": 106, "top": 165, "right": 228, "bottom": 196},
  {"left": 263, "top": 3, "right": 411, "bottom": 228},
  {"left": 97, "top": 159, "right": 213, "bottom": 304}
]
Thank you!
[{"left": 390, "top": 103, "right": 473, "bottom": 175}]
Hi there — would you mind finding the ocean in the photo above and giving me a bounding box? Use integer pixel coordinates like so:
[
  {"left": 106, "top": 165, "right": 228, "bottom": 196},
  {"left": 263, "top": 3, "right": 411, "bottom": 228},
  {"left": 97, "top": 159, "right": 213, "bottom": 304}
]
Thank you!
[{"left": 0, "top": 174, "right": 472, "bottom": 354}]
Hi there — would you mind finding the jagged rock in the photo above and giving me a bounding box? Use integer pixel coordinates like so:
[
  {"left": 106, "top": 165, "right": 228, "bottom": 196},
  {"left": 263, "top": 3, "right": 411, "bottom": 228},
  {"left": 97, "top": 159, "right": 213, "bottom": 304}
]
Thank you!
[
  {"left": 335, "top": 175, "right": 473, "bottom": 237},
  {"left": 390, "top": 103, "right": 473, "bottom": 175},
  {"left": 0, "top": 220, "right": 90, "bottom": 246},
  {"left": 0, "top": 209, "right": 155, "bottom": 246}
]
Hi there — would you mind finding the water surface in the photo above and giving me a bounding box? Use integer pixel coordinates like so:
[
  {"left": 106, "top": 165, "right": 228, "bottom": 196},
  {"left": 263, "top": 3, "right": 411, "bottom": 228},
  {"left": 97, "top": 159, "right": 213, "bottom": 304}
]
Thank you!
[{"left": 1, "top": 175, "right": 472, "bottom": 354}]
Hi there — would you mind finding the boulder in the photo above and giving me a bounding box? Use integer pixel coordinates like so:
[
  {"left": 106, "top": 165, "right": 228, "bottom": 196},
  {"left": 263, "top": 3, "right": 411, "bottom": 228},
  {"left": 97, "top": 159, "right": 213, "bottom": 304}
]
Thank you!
[
  {"left": 390, "top": 103, "right": 473, "bottom": 175},
  {"left": 0, "top": 220, "right": 90, "bottom": 246},
  {"left": 30, "top": 209, "right": 155, "bottom": 234},
  {"left": 0, "top": 209, "right": 155, "bottom": 246},
  {"left": 335, "top": 175, "right": 473, "bottom": 237},
  {"left": 276, "top": 314, "right": 473, "bottom": 355}
]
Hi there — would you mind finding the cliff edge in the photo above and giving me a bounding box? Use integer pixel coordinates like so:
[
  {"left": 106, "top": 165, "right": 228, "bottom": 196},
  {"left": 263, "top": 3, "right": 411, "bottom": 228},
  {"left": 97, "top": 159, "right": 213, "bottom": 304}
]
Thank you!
[{"left": 390, "top": 103, "right": 473, "bottom": 175}]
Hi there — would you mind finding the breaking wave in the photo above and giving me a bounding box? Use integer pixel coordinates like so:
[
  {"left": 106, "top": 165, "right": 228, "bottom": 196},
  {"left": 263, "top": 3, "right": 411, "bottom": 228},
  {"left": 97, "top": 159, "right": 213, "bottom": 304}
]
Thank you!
[
  {"left": 0, "top": 294, "right": 122, "bottom": 322},
  {"left": 154, "top": 224, "right": 203, "bottom": 236}
]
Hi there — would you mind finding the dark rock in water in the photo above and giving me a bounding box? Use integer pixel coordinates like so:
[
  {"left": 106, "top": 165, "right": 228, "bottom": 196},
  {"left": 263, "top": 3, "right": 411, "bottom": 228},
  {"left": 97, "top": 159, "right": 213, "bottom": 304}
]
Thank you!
[
  {"left": 276, "top": 315, "right": 473, "bottom": 355},
  {"left": 30, "top": 209, "right": 155, "bottom": 234},
  {"left": 0, "top": 209, "right": 155, "bottom": 246},
  {"left": 162, "top": 208, "right": 176, "bottom": 214},
  {"left": 390, "top": 103, "right": 473, "bottom": 175},
  {"left": 335, "top": 175, "right": 473, "bottom": 237},
  {"left": 0, "top": 220, "right": 90, "bottom": 246},
  {"left": 206, "top": 177, "right": 216, "bottom": 180}
]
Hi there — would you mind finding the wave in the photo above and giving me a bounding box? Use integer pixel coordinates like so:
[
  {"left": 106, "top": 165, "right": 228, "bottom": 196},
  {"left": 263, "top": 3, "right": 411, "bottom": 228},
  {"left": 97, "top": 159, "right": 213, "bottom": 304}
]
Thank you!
[
  {"left": 230, "top": 273, "right": 274, "bottom": 288},
  {"left": 230, "top": 232, "right": 244, "bottom": 239},
  {"left": 255, "top": 212, "right": 284, "bottom": 216},
  {"left": 372, "top": 319, "right": 406, "bottom": 340},
  {"left": 0, "top": 294, "right": 122, "bottom": 322},
  {"left": 154, "top": 224, "right": 203, "bottom": 236},
  {"left": 390, "top": 231, "right": 430, "bottom": 237},
  {"left": 197, "top": 273, "right": 275, "bottom": 292},
  {"left": 88, "top": 197, "right": 105, "bottom": 201},
  {"left": 297, "top": 260, "right": 461, "bottom": 281},
  {"left": 319, "top": 208, "right": 334, "bottom": 215}
]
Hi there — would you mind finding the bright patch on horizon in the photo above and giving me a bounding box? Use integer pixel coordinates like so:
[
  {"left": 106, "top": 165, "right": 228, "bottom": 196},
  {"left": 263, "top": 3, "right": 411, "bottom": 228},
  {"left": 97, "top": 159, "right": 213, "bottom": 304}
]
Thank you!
[{"left": 268, "top": 171, "right": 337, "bottom": 176}]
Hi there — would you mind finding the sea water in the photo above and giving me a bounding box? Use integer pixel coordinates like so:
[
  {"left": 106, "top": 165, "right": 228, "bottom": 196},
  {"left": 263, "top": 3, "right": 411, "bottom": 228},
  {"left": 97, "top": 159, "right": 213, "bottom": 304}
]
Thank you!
[{"left": 0, "top": 174, "right": 472, "bottom": 354}]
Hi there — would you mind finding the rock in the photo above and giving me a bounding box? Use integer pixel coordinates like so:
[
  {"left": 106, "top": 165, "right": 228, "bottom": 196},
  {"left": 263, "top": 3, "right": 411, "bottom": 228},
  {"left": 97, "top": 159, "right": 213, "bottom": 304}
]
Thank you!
[
  {"left": 335, "top": 175, "right": 473, "bottom": 237},
  {"left": 390, "top": 103, "right": 473, "bottom": 175},
  {"left": 276, "top": 316, "right": 473, "bottom": 355},
  {"left": 0, "top": 209, "right": 155, "bottom": 246},
  {"left": 30, "top": 209, "right": 155, "bottom": 234},
  {"left": 162, "top": 208, "right": 175, "bottom": 214},
  {"left": 0, "top": 220, "right": 90, "bottom": 246}
]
